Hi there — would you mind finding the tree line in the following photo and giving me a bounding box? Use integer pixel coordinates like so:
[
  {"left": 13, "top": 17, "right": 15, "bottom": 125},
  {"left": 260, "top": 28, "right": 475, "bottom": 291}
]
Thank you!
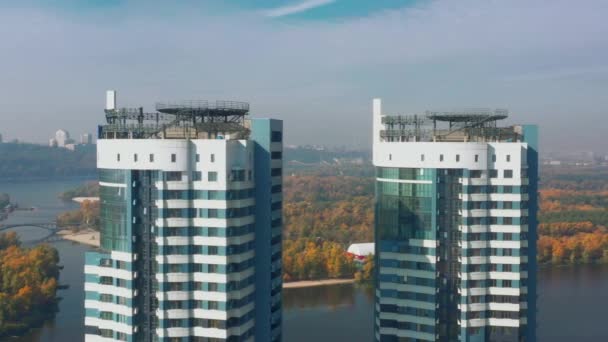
[
  {"left": 0, "top": 142, "right": 96, "bottom": 180},
  {"left": 0, "top": 232, "right": 61, "bottom": 337}
]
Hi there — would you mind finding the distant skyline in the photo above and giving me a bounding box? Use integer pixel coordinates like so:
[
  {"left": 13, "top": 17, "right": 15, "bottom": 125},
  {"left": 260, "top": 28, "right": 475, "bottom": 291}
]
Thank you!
[{"left": 1, "top": 0, "right": 607, "bottom": 151}]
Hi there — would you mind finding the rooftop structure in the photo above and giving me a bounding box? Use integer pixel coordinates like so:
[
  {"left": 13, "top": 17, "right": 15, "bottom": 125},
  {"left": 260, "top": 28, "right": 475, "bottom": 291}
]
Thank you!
[
  {"left": 100, "top": 91, "right": 251, "bottom": 140},
  {"left": 379, "top": 108, "right": 521, "bottom": 143}
]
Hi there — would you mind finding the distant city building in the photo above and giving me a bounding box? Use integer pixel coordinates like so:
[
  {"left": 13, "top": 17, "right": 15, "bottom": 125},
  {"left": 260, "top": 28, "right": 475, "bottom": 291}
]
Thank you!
[
  {"left": 49, "top": 138, "right": 58, "bottom": 147},
  {"left": 81, "top": 133, "right": 93, "bottom": 145},
  {"left": 0, "top": 132, "right": 3, "bottom": 143},
  {"left": 372, "top": 99, "right": 538, "bottom": 342},
  {"left": 84, "top": 91, "right": 283, "bottom": 341},
  {"left": 55, "top": 129, "right": 70, "bottom": 147}
]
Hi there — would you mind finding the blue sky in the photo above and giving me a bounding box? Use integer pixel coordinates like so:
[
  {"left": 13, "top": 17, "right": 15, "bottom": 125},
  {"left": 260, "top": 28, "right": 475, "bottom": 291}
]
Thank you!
[{"left": 1, "top": 0, "right": 607, "bottom": 151}]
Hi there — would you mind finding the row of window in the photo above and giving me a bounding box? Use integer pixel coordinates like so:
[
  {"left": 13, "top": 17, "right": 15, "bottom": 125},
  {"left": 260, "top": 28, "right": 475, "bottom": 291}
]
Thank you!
[
  {"left": 463, "top": 216, "right": 529, "bottom": 225},
  {"left": 161, "top": 258, "right": 255, "bottom": 275},
  {"left": 162, "top": 206, "right": 255, "bottom": 219},
  {"left": 379, "top": 319, "right": 434, "bottom": 333},
  {"left": 465, "top": 201, "right": 529, "bottom": 210},
  {"left": 471, "top": 169, "right": 528, "bottom": 178},
  {"left": 463, "top": 247, "right": 528, "bottom": 257},
  {"left": 160, "top": 242, "right": 254, "bottom": 257},
  {"left": 160, "top": 224, "right": 256, "bottom": 238},
  {"left": 465, "top": 185, "right": 529, "bottom": 194},
  {"left": 418, "top": 153, "right": 515, "bottom": 163},
  {"left": 116, "top": 153, "right": 217, "bottom": 164},
  {"left": 466, "top": 294, "right": 524, "bottom": 304},
  {"left": 463, "top": 278, "right": 528, "bottom": 288},
  {"left": 463, "top": 232, "right": 528, "bottom": 241},
  {"left": 85, "top": 327, "right": 128, "bottom": 341},
  {"left": 378, "top": 304, "right": 434, "bottom": 318},
  {"left": 466, "top": 310, "right": 523, "bottom": 319},
  {"left": 98, "top": 293, "right": 128, "bottom": 305},
  {"left": 161, "top": 188, "right": 256, "bottom": 201},
  {"left": 463, "top": 263, "right": 527, "bottom": 272}
]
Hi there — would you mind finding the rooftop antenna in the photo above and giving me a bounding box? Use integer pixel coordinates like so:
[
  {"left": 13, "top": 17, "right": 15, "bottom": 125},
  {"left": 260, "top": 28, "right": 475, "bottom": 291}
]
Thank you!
[{"left": 106, "top": 90, "right": 117, "bottom": 111}]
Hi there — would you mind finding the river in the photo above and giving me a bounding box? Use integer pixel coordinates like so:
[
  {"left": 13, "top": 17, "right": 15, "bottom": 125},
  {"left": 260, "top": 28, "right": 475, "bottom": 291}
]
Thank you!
[{"left": 1, "top": 179, "right": 607, "bottom": 341}]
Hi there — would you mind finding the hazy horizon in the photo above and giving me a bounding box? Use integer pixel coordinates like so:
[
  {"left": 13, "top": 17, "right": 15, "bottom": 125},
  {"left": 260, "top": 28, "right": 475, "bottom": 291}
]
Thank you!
[{"left": 1, "top": 0, "right": 607, "bottom": 152}]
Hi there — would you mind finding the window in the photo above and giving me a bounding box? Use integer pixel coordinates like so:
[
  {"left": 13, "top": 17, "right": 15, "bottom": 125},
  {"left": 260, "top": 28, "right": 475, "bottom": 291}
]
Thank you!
[
  {"left": 271, "top": 151, "right": 282, "bottom": 159},
  {"left": 271, "top": 168, "right": 282, "bottom": 177},
  {"left": 503, "top": 202, "right": 513, "bottom": 209},
  {"left": 171, "top": 154, "right": 176, "bottom": 163},
  {"left": 492, "top": 154, "right": 496, "bottom": 162},
  {"left": 133, "top": 154, "right": 138, "bottom": 162},
  {"left": 100, "top": 294, "right": 113, "bottom": 302},
  {"left": 169, "top": 283, "right": 183, "bottom": 291},
  {"left": 470, "top": 170, "right": 482, "bottom": 178},
  {"left": 504, "top": 185, "right": 513, "bottom": 193},
  {"left": 389, "top": 154, "right": 392, "bottom": 161},
  {"left": 440, "top": 154, "right": 444, "bottom": 162},
  {"left": 489, "top": 170, "right": 498, "bottom": 178},
  {"left": 208, "top": 246, "right": 218, "bottom": 255},
  {"left": 271, "top": 131, "right": 282, "bottom": 142},
  {"left": 165, "top": 172, "right": 181, "bottom": 181},
  {"left": 100, "top": 329, "right": 113, "bottom": 338},
  {"left": 208, "top": 209, "right": 218, "bottom": 218},
  {"left": 421, "top": 154, "right": 425, "bottom": 162},
  {"left": 196, "top": 154, "right": 200, "bottom": 162},
  {"left": 456, "top": 154, "right": 460, "bottom": 162},
  {"left": 210, "top": 154, "right": 215, "bottom": 163},
  {"left": 100, "top": 276, "right": 113, "bottom": 285},
  {"left": 149, "top": 154, "right": 154, "bottom": 162},
  {"left": 169, "top": 319, "right": 182, "bottom": 328},
  {"left": 100, "top": 311, "right": 113, "bottom": 320},
  {"left": 475, "top": 154, "right": 479, "bottom": 162},
  {"left": 192, "top": 171, "right": 202, "bottom": 181},
  {"left": 168, "top": 301, "right": 183, "bottom": 309},
  {"left": 117, "top": 154, "right": 120, "bottom": 162},
  {"left": 504, "top": 170, "right": 513, "bottom": 178},
  {"left": 231, "top": 169, "right": 246, "bottom": 181},
  {"left": 208, "top": 172, "right": 218, "bottom": 182},
  {"left": 506, "top": 154, "right": 511, "bottom": 162}
]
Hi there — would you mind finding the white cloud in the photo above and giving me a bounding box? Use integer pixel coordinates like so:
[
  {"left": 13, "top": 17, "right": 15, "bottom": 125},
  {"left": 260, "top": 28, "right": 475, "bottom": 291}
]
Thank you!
[{"left": 264, "top": 0, "right": 336, "bottom": 18}]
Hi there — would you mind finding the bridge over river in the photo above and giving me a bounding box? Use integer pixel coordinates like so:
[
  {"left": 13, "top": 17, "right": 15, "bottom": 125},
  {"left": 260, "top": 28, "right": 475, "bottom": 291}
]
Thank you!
[{"left": 0, "top": 222, "right": 63, "bottom": 244}]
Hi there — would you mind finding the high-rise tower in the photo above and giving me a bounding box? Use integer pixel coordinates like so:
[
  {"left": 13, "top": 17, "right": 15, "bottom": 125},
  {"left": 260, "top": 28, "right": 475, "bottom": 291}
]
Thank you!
[
  {"left": 372, "top": 99, "right": 537, "bottom": 342},
  {"left": 84, "top": 91, "right": 283, "bottom": 342}
]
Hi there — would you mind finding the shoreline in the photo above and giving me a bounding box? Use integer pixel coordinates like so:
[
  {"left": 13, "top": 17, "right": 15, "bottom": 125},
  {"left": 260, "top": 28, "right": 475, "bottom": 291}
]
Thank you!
[
  {"left": 283, "top": 278, "right": 355, "bottom": 289},
  {"left": 57, "top": 229, "right": 100, "bottom": 248}
]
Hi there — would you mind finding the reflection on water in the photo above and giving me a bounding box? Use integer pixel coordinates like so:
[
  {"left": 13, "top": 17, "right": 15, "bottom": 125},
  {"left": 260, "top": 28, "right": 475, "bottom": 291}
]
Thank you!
[{"left": 283, "top": 283, "right": 373, "bottom": 311}]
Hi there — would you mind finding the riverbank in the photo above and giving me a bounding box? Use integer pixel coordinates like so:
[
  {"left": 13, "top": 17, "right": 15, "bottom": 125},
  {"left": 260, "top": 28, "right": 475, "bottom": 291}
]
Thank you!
[
  {"left": 283, "top": 278, "right": 355, "bottom": 289},
  {"left": 57, "top": 229, "right": 100, "bottom": 247}
]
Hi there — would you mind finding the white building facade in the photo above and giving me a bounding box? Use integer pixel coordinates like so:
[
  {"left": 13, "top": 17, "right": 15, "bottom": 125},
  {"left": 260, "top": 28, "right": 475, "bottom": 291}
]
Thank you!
[
  {"left": 84, "top": 93, "right": 283, "bottom": 342},
  {"left": 372, "top": 99, "right": 538, "bottom": 342}
]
